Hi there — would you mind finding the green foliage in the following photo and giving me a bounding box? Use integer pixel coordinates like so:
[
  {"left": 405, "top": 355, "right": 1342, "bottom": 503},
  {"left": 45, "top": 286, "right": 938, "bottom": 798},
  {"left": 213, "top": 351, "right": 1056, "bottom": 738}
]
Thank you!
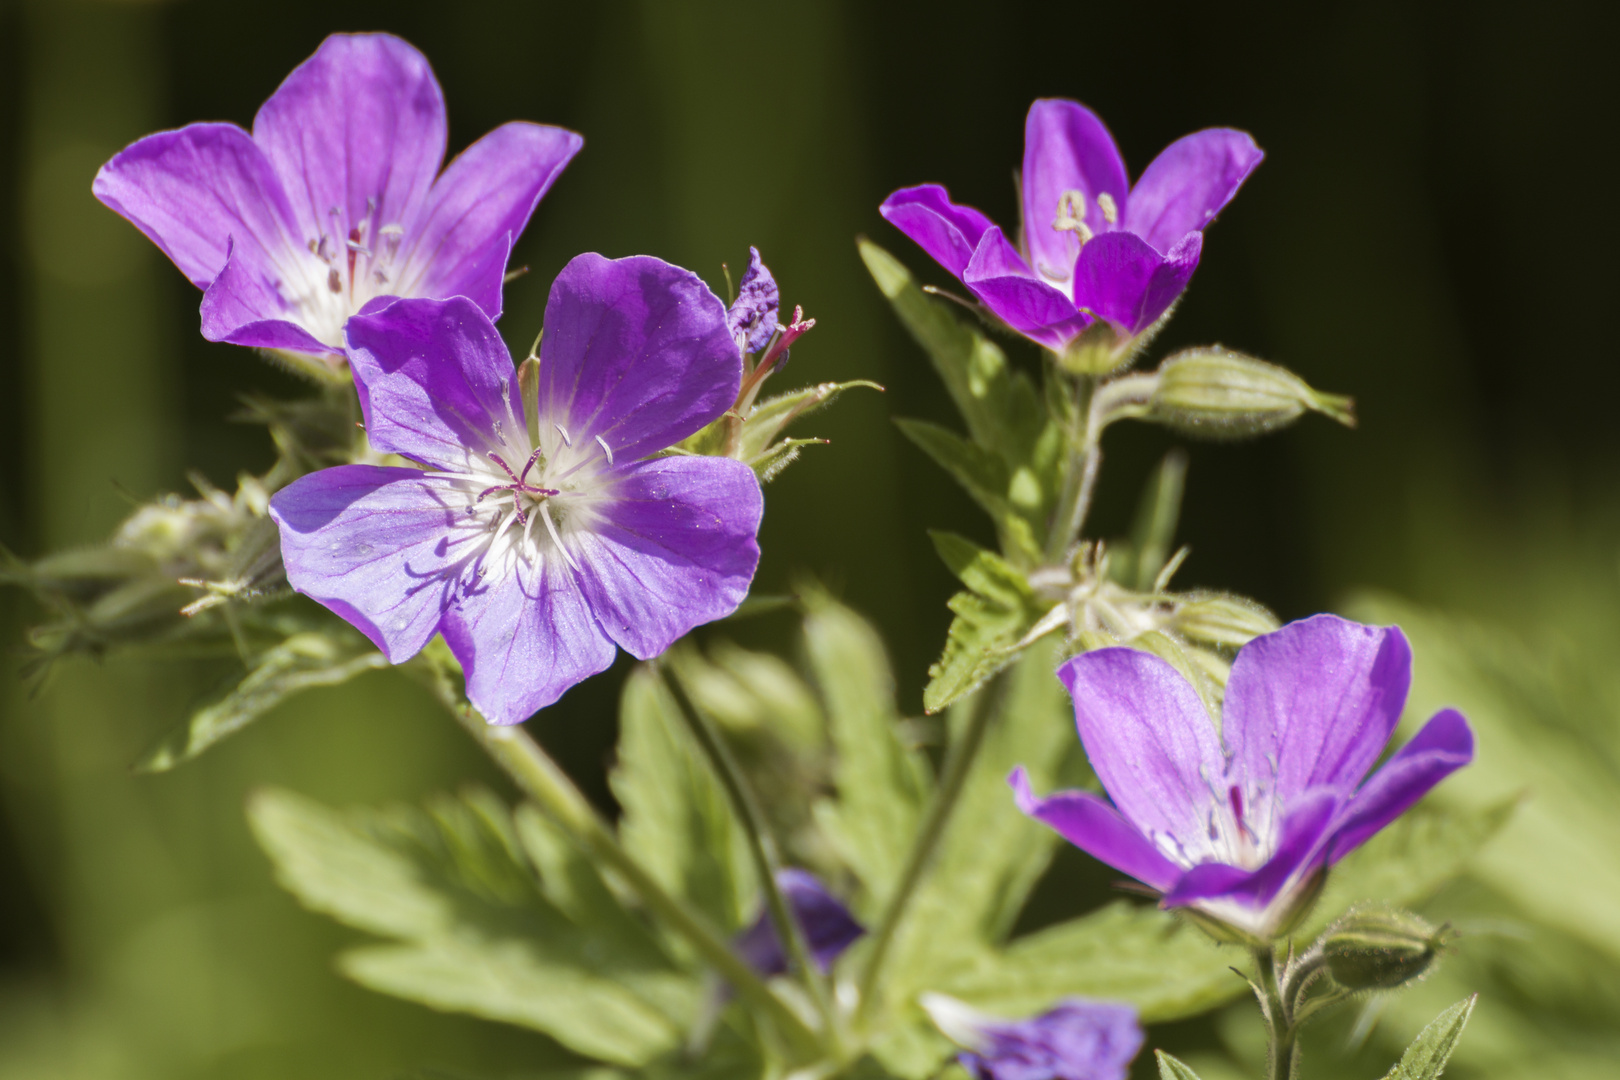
[
  {"left": 803, "top": 588, "right": 932, "bottom": 909},
  {"left": 136, "top": 628, "right": 388, "bottom": 772},
  {"left": 1380, "top": 997, "right": 1475, "bottom": 1080},
  {"left": 611, "top": 667, "right": 758, "bottom": 935},
  {"left": 247, "top": 787, "right": 699, "bottom": 1066},
  {"left": 1156, "top": 1050, "right": 1208, "bottom": 1080},
  {"left": 894, "top": 419, "right": 1042, "bottom": 562},
  {"left": 1146, "top": 347, "right": 1356, "bottom": 438},
  {"left": 922, "top": 532, "right": 1049, "bottom": 714}
]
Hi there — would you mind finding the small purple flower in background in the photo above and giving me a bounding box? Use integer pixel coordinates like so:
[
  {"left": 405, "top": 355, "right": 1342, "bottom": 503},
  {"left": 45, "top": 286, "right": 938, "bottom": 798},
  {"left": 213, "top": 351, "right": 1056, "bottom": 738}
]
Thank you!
[
  {"left": 1012, "top": 614, "right": 1474, "bottom": 940},
  {"left": 93, "top": 33, "right": 581, "bottom": 367},
  {"left": 268, "top": 254, "right": 763, "bottom": 725},
  {"left": 921, "top": 993, "right": 1142, "bottom": 1080},
  {"left": 881, "top": 99, "right": 1261, "bottom": 353},
  {"left": 735, "top": 870, "right": 865, "bottom": 977}
]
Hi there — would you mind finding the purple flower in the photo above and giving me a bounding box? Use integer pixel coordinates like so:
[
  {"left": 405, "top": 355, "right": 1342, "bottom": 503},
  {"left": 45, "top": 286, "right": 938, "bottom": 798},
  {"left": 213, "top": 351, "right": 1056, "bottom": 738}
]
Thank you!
[
  {"left": 735, "top": 870, "right": 865, "bottom": 977},
  {"left": 93, "top": 33, "right": 581, "bottom": 365},
  {"left": 921, "top": 994, "right": 1143, "bottom": 1080},
  {"left": 1011, "top": 615, "right": 1474, "bottom": 940},
  {"left": 727, "top": 247, "right": 781, "bottom": 355},
  {"left": 880, "top": 99, "right": 1262, "bottom": 352},
  {"left": 267, "top": 254, "right": 763, "bottom": 725}
]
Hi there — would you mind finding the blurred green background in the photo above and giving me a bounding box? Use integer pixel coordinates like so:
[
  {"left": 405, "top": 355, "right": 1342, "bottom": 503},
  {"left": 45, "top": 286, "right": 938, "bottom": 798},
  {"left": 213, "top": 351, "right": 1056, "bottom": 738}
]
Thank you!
[{"left": 1, "top": 0, "right": 1617, "bottom": 1077}]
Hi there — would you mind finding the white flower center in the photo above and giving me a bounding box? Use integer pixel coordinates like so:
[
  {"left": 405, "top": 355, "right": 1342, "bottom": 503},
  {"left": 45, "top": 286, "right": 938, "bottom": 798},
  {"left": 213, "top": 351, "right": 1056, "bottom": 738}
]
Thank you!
[{"left": 280, "top": 198, "right": 420, "bottom": 349}]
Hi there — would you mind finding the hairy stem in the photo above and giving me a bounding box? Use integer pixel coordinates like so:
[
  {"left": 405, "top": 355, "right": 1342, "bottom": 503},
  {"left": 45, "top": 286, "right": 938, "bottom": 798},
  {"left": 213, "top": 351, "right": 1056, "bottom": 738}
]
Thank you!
[
  {"left": 662, "top": 668, "right": 842, "bottom": 1051},
  {"left": 1254, "top": 945, "right": 1299, "bottom": 1080},
  {"left": 853, "top": 677, "right": 1005, "bottom": 1029},
  {"left": 1045, "top": 373, "right": 1098, "bottom": 562},
  {"left": 413, "top": 656, "right": 821, "bottom": 1058}
]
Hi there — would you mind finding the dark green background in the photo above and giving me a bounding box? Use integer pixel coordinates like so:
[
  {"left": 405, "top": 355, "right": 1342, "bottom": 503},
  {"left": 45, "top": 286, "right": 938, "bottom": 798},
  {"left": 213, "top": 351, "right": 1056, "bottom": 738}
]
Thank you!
[{"left": 1, "top": 1, "right": 1616, "bottom": 1076}]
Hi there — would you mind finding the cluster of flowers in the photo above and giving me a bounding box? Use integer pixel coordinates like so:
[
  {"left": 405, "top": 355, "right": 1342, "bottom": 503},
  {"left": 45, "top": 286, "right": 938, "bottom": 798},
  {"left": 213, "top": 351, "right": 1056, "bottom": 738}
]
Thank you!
[{"left": 97, "top": 32, "right": 1473, "bottom": 1080}]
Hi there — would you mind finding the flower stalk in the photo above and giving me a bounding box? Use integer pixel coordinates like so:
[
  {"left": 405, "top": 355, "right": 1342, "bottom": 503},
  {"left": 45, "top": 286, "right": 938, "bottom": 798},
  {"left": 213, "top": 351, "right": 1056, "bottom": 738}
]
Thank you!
[
  {"left": 1253, "top": 945, "right": 1300, "bottom": 1080},
  {"left": 661, "top": 668, "right": 844, "bottom": 1054}
]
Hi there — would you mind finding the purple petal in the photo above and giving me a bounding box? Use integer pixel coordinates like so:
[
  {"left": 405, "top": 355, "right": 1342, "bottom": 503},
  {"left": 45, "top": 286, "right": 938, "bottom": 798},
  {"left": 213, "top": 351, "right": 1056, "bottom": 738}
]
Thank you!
[
  {"left": 735, "top": 869, "right": 865, "bottom": 977},
  {"left": 252, "top": 33, "right": 446, "bottom": 258},
  {"left": 407, "top": 121, "right": 584, "bottom": 316},
  {"left": 1124, "top": 129, "right": 1264, "bottom": 255},
  {"left": 344, "top": 296, "right": 524, "bottom": 471},
  {"left": 441, "top": 549, "right": 617, "bottom": 726},
  {"left": 1021, "top": 99, "right": 1130, "bottom": 288},
  {"left": 879, "top": 184, "right": 998, "bottom": 278},
  {"left": 269, "top": 465, "right": 468, "bottom": 662},
  {"left": 1327, "top": 709, "right": 1475, "bottom": 863},
  {"left": 1009, "top": 768, "right": 1181, "bottom": 893},
  {"left": 960, "top": 999, "right": 1143, "bottom": 1080},
  {"left": 537, "top": 253, "right": 740, "bottom": 463},
  {"left": 1163, "top": 787, "right": 1341, "bottom": 910},
  {"left": 1056, "top": 649, "right": 1226, "bottom": 863},
  {"left": 199, "top": 241, "right": 335, "bottom": 355},
  {"left": 726, "top": 247, "right": 781, "bottom": 354},
  {"left": 569, "top": 456, "right": 762, "bottom": 659},
  {"left": 1222, "top": 615, "right": 1413, "bottom": 843},
  {"left": 963, "top": 227, "right": 1092, "bottom": 351},
  {"left": 1070, "top": 231, "right": 1201, "bottom": 337},
  {"left": 93, "top": 122, "right": 299, "bottom": 291}
]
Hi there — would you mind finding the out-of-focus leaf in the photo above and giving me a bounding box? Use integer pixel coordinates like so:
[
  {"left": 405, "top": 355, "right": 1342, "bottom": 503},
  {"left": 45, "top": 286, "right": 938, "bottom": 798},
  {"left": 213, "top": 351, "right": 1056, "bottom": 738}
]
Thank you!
[
  {"left": 136, "top": 629, "right": 388, "bottom": 772},
  {"left": 867, "top": 641, "right": 1081, "bottom": 1078},
  {"left": 611, "top": 667, "right": 757, "bottom": 936},
  {"left": 923, "top": 533, "right": 1048, "bottom": 714},
  {"left": 804, "top": 590, "right": 931, "bottom": 909},
  {"left": 1123, "top": 450, "right": 1189, "bottom": 591},
  {"left": 1306, "top": 797, "right": 1517, "bottom": 936},
  {"left": 1157, "top": 1051, "right": 1208, "bottom": 1080},
  {"left": 247, "top": 787, "right": 698, "bottom": 1065},
  {"left": 1380, "top": 996, "right": 1475, "bottom": 1080},
  {"left": 939, "top": 902, "right": 1237, "bottom": 1023}
]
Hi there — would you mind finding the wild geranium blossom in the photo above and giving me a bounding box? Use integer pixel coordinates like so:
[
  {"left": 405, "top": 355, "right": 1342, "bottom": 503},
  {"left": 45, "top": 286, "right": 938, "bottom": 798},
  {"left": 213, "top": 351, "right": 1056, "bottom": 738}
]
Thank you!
[
  {"left": 881, "top": 99, "right": 1262, "bottom": 352},
  {"left": 93, "top": 33, "right": 581, "bottom": 365},
  {"left": 268, "top": 254, "right": 763, "bottom": 725},
  {"left": 734, "top": 870, "right": 865, "bottom": 977},
  {"left": 921, "top": 994, "right": 1143, "bottom": 1080},
  {"left": 1012, "top": 615, "right": 1474, "bottom": 939}
]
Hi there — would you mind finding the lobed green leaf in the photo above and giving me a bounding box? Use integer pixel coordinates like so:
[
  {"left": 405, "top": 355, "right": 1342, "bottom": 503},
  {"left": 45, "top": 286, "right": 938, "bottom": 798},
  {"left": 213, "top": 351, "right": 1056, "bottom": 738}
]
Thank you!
[{"left": 1380, "top": 996, "right": 1476, "bottom": 1080}]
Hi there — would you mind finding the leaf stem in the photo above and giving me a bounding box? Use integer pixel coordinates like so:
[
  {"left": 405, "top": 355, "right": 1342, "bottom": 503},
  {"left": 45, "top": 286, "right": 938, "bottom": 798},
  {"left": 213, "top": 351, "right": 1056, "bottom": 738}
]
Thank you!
[
  {"left": 411, "top": 655, "right": 822, "bottom": 1058},
  {"left": 853, "top": 676, "right": 1005, "bottom": 1029},
  {"left": 662, "top": 667, "right": 843, "bottom": 1053}
]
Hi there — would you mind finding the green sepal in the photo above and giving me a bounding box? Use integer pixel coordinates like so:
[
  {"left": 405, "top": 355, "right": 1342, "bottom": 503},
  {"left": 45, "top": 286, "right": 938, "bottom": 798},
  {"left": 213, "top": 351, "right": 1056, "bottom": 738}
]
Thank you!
[
  {"left": 1154, "top": 1051, "right": 1207, "bottom": 1080},
  {"left": 922, "top": 532, "right": 1047, "bottom": 714},
  {"left": 1380, "top": 996, "right": 1477, "bottom": 1080}
]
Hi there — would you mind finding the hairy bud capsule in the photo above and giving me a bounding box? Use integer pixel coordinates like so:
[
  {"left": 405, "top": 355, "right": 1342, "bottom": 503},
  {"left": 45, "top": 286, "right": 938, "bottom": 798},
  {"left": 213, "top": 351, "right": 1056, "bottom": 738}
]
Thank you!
[
  {"left": 1320, "top": 905, "right": 1449, "bottom": 991},
  {"left": 1171, "top": 592, "right": 1280, "bottom": 648},
  {"left": 1148, "top": 348, "right": 1355, "bottom": 438}
]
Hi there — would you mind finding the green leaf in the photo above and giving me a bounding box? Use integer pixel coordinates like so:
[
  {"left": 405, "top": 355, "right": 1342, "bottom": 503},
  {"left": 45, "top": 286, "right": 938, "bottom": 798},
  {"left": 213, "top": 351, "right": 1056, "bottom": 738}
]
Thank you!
[
  {"left": 804, "top": 590, "right": 931, "bottom": 909},
  {"left": 136, "top": 629, "right": 389, "bottom": 772},
  {"left": 1156, "top": 1051, "right": 1207, "bottom": 1080},
  {"left": 923, "top": 533, "right": 1049, "bottom": 714},
  {"left": 895, "top": 420, "right": 1041, "bottom": 564},
  {"left": 1381, "top": 996, "right": 1477, "bottom": 1080},
  {"left": 611, "top": 667, "right": 757, "bottom": 936},
  {"left": 859, "top": 239, "right": 1044, "bottom": 467},
  {"left": 939, "top": 902, "right": 1238, "bottom": 1023},
  {"left": 247, "top": 787, "right": 698, "bottom": 1065},
  {"left": 1125, "top": 450, "right": 1188, "bottom": 591}
]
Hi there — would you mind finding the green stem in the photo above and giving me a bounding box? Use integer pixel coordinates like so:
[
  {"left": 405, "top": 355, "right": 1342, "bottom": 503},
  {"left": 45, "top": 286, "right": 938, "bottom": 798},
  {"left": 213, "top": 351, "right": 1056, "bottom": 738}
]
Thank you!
[
  {"left": 1045, "top": 373, "right": 1098, "bottom": 562},
  {"left": 853, "top": 677, "right": 1005, "bottom": 1029},
  {"left": 662, "top": 668, "right": 842, "bottom": 1051},
  {"left": 414, "top": 657, "right": 821, "bottom": 1058},
  {"left": 1253, "top": 945, "right": 1299, "bottom": 1080}
]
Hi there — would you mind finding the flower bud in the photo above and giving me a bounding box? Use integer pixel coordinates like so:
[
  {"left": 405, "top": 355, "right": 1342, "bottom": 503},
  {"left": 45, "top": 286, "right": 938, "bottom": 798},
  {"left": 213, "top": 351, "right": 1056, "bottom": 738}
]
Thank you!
[
  {"left": 1319, "top": 905, "right": 1449, "bottom": 991},
  {"left": 1148, "top": 348, "right": 1354, "bottom": 438},
  {"left": 1171, "top": 592, "right": 1280, "bottom": 648}
]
